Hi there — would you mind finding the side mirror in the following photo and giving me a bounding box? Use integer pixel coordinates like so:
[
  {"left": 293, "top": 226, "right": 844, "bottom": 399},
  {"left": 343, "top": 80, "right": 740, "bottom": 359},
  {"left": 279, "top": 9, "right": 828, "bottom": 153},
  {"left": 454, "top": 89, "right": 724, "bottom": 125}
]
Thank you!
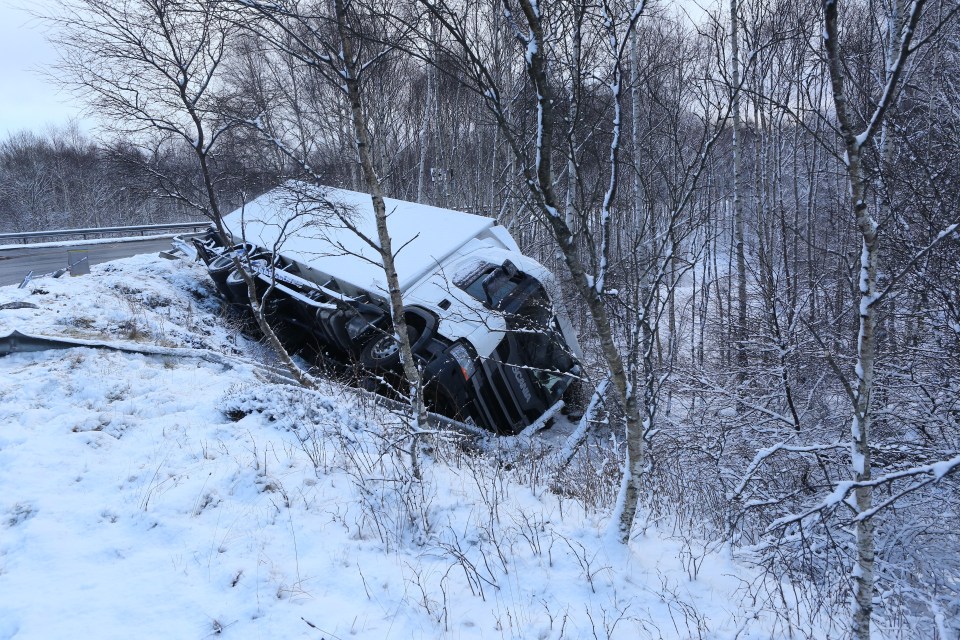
[{"left": 481, "top": 260, "right": 521, "bottom": 306}]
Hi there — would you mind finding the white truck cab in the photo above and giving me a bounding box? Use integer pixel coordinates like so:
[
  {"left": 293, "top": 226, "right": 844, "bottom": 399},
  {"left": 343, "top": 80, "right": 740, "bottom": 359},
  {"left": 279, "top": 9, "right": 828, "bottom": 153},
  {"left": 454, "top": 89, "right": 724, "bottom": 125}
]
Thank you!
[{"left": 197, "top": 183, "right": 582, "bottom": 434}]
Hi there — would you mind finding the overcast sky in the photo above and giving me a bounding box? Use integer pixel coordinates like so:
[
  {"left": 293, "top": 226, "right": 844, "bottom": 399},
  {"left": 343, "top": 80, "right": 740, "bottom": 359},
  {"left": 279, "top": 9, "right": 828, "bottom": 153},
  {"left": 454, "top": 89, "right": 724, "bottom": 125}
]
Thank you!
[{"left": 0, "top": 0, "right": 87, "bottom": 136}]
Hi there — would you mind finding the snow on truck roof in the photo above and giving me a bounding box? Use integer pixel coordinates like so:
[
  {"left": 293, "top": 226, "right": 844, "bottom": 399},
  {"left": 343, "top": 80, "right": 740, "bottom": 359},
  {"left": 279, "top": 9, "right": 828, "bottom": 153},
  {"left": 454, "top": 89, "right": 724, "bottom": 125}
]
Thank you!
[{"left": 221, "top": 184, "right": 502, "bottom": 295}]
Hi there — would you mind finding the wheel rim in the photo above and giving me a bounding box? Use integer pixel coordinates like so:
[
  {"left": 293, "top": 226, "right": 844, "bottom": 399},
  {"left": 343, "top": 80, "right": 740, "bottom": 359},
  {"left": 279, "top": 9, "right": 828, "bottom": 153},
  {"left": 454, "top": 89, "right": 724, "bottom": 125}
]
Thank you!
[
  {"left": 370, "top": 334, "right": 399, "bottom": 361},
  {"left": 211, "top": 255, "right": 233, "bottom": 270},
  {"left": 226, "top": 259, "right": 267, "bottom": 284}
]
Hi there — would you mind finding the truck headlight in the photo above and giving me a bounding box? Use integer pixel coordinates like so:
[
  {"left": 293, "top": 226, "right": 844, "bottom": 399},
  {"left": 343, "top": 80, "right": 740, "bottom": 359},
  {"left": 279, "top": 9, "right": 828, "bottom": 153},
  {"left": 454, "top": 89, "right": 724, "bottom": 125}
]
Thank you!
[{"left": 449, "top": 343, "right": 476, "bottom": 380}]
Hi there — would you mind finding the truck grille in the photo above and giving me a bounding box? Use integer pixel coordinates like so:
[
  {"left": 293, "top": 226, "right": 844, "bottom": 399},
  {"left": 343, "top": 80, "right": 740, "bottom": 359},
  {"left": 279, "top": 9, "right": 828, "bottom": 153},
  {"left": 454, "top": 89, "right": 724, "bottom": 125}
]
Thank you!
[
  {"left": 491, "top": 368, "right": 522, "bottom": 425},
  {"left": 473, "top": 360, "right": 524, "bottom": 435}
]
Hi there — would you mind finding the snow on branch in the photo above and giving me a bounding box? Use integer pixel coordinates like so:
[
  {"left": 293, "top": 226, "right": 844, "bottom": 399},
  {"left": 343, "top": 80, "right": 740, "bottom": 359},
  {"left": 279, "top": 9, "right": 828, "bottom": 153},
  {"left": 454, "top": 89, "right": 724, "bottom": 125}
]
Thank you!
[
  {"left": 730, "top": 441, "right": 847, "bottom": 502},
  {"left": 853, "top": 0, "right": 925, "bottom": 150},
  {"left": 767, "top": 453, "right": 960, "bottom": 532},
  {"left": 872, "top": 221, "right": 960, "bottom": 307}
]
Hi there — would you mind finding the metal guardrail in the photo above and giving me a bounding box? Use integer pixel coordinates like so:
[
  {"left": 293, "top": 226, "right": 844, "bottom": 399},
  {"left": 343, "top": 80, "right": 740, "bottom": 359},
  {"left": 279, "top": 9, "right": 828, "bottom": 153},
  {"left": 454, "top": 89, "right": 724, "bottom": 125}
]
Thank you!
[{"left": 0, "top": 221, "right": 211, "bottom": 245}]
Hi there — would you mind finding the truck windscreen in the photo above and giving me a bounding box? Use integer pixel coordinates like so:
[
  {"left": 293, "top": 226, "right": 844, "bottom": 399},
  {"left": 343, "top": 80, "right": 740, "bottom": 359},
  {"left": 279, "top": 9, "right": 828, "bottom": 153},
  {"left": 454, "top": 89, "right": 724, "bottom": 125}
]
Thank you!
[
  {"left": 459, "top": 265, "right": 577, "bottom": 404},
  {"left": 508, "top": 286, "right": 576, "bottom": 403},
  {"left": 460, "top": 265, "right": 520, "bottom": 308}
]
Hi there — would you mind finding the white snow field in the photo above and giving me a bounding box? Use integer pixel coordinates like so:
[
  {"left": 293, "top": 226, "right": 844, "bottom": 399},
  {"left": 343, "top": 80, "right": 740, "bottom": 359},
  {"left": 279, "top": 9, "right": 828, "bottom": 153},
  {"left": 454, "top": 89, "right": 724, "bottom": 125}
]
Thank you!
[{"left": 0, "top": 253, "right": 791, "bottom": 639}]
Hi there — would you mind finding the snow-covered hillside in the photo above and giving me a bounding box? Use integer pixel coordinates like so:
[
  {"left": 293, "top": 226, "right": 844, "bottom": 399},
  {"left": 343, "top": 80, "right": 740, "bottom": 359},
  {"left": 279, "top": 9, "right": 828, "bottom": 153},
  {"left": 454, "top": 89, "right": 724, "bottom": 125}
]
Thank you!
[{"left": 0, "top": 254, "right": 789, "bottom": 639}]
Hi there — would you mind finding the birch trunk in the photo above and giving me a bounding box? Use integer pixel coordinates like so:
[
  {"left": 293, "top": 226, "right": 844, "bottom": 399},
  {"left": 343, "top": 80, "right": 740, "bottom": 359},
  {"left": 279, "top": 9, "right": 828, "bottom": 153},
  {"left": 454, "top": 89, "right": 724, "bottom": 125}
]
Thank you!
[
  {"left": 730, "top": 0, "right": 749, "bottom": 383},
  {"left": 334, "top": 0, "right": 426, "bottom": 478},
  {"left": 822, "top": 1, "right": 925, "bottom": 635},
  {"left": 514, "top": 0, "right": 645, "bottom": 542},
  {"left": 824, "top": 5, "right": 876, "bottom": 633}
]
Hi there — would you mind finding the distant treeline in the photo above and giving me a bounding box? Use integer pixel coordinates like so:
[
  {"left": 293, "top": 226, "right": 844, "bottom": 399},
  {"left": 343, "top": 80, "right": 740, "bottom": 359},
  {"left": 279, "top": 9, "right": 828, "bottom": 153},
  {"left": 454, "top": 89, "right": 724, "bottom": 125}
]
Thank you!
[{"left": 0, "top": 124, "right": 278, "bottom": 233}]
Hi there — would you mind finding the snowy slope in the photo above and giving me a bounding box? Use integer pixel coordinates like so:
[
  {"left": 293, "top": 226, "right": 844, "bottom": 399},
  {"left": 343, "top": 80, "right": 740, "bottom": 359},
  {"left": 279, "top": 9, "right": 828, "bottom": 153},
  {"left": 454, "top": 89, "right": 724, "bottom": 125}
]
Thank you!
[{"left": 0, "top": 253, "right": 790, "bottom": 639}]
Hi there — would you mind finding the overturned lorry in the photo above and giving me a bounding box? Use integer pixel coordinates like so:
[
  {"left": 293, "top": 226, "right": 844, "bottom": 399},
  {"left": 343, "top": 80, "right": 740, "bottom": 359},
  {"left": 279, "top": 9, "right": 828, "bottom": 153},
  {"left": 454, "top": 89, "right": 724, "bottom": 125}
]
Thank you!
[{"left": 195, "top": 184, "right": 583, "bottom": 435}]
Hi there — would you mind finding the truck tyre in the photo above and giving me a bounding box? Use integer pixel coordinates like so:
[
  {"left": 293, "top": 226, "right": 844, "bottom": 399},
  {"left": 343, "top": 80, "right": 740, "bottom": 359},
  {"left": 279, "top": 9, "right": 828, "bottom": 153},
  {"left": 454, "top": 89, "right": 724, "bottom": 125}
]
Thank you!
[
  {"left": 358, "top": 308, "right": 436, "bottom": 371},
  {"left": 224, "top": 268, "right": 249, "bottom": 304},
  {"left": 560, "top": 377, "right": 586, "bottom": 419},
  {"left": 208, "top": 254, "right": 238, "bottom": 299},
  {"left": 360, "top": 325, "right": 418, "bottom": 371},
  {"left": 224, "top": 258, "right": 270, "bottom": 304},
  {"left": 425, "top": 384, "right": 463, "bottom": 422},
  {"left": 207, "top": 244, "right": 259, "bottom": 299}
]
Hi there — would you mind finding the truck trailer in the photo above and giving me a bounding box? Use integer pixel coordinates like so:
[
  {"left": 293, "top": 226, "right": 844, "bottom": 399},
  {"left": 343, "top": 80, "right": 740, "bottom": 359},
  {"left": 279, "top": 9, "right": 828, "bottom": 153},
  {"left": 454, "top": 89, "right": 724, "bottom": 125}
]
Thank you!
[{"left": 195, "top": 184, "right": 583, "bottom": 435}]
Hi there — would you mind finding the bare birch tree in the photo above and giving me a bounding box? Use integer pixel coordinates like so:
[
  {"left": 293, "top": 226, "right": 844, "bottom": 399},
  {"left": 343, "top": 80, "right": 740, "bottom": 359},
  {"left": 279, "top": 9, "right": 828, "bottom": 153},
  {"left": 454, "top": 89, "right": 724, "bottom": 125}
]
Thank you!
[
  {"left": 227, "top": 0, "right": 429, "bottom": 477},
  {"left": 401, "top": 0, "right": 734, "bottom": 542},
  {"left": 48, "top": 0, "right": 315, "bottom": 387},
  {"left": 823, "top": 1, "right": 928, "bottom": 636}
]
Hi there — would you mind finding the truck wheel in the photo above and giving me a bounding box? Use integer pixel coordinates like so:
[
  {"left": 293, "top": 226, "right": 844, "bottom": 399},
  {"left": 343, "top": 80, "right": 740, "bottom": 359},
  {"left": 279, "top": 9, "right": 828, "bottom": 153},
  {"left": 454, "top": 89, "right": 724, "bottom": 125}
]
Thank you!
[
  {"left": 224, "top": 268, "right": 249, "bottom": 303},
  {"left": 360, "top": 325, "right": 417, "bottom": 371},
  {"left": 560, "top": 377, "right": 586, "bottom": 419},
  {"left": 425, "top": 384, "right": 462, "bottom": 421},
  {"left": 207, "top": 244, "right": 259, "bottom": 299},
  {"left": 208, "top": 254, "right": 238, "bottom": 298},
  {"left": 224, "top": 258, "right": 269, "bottom": 304}
]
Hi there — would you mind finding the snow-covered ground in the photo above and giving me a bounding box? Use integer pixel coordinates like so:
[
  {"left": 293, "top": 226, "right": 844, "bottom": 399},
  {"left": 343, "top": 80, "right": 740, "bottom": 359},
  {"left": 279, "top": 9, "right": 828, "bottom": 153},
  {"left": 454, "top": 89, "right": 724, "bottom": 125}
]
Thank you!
[{"left": 0, "top": 253, "right": 791, "bottom": 639}]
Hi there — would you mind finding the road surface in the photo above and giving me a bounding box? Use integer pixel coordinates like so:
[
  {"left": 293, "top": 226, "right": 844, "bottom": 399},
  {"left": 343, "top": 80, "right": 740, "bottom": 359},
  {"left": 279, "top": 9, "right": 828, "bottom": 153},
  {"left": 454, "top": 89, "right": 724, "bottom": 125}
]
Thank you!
[{"left": 0, "top": 237, "right": 183, "bottom": 287}]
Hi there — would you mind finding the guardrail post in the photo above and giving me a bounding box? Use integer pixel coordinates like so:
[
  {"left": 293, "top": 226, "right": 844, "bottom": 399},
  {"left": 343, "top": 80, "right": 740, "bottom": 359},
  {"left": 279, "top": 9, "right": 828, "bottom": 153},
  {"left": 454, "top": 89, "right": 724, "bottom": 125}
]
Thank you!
[{"left": 68, "top": 250, "right": 90, "bottom": 276}]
